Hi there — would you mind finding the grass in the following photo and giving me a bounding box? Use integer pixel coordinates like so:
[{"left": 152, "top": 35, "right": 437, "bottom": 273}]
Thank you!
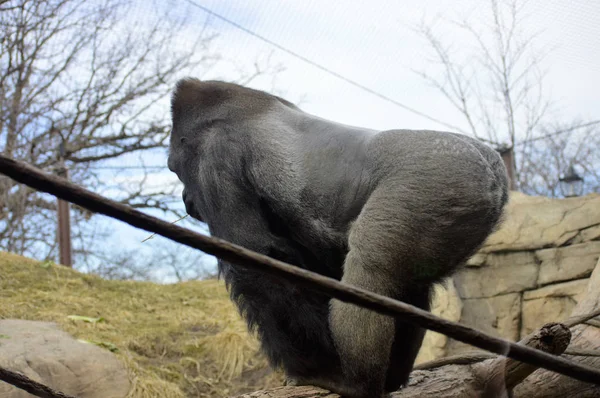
[{"left": 0, "top": 251, "right": 283, "bottom": 397}]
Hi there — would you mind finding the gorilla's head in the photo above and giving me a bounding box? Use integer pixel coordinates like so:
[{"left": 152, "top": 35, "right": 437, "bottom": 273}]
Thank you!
[{"left": 167, "top": 78, "right": 295, "bottom": 222}]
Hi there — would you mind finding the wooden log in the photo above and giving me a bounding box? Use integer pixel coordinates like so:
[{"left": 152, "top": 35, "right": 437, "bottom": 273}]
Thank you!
[{"left": 237, "top": 385, "right": 338, "bottom": 398}]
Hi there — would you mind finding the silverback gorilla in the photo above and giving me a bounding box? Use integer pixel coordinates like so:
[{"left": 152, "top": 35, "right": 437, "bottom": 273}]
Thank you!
[{"left": 167, "top": 78, "right": 509, "bottom": 397}]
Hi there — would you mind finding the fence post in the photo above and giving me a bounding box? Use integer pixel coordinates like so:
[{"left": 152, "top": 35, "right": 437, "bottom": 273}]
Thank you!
[
  {"left": 57, "top": 142, "right": 72, "bottom": 267},
  {"left": 498, "top": 146, "right": 516, "bottom": 191}
]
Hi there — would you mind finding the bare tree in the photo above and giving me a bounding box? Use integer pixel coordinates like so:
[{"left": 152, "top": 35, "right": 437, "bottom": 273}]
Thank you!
[
  {"left": 519, "top": 121, "right": 600, "bottom": 196},
  {"left": 0, "top": 0, "right": 279, "bottom": 266},
  {"left": 414, "top": 0, "right": 599, "bottom": 195},
  {"left": 78, "top": 238, "right": 216, "bottom": 282}
]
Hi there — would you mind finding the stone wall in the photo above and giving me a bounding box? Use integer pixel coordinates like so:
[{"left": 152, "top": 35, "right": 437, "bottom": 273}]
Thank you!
[{"left": 416, "top": 192, "right": 600, "bottom": 364}]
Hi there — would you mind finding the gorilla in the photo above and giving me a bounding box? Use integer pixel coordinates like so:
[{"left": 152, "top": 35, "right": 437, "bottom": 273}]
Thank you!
[{"left": 167, "top": 78, "right": 509, "bottom": 397}]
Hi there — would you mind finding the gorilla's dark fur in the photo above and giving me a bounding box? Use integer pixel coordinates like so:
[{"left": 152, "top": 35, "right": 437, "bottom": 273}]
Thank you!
[{"left": 167, "top": 78, "right": 509, "bottom": 397}]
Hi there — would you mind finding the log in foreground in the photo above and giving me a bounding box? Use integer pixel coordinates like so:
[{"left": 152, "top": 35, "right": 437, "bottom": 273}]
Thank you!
[
  {"left": 1, "top": 155, "right": 600, "bottom": 386},
  {"left": 235, "top": 322, "right": 572, "bottom": 398}
]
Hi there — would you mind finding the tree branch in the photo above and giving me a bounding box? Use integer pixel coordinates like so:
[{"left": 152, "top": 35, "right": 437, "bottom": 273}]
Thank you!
[
  {"left": 1, "top": 155, "right": 600, "bottom": 387},
  {"left": 0, "top": 366, "right": 75, "bottom": 398}
]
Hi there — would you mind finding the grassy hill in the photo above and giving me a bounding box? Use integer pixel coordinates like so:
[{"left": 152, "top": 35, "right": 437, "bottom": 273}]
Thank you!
[{"left": 0, "top": 251, "right": 282, "bottom": 397}]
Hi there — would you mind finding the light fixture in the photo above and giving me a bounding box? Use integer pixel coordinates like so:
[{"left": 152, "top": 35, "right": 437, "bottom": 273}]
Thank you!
[{"left": 559, "top": 165, "right": 584, "bottom": 198}]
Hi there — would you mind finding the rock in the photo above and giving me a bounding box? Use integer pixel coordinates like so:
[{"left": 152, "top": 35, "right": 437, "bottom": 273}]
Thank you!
[
  {"left": 0, "top": 319, "right": 130, "bottom": 398},
  {"left": 481, "top": 192, "right": 600, "bottom": 253},
  {"left": 415, "top": 279, "right": 462, "bottom": 364},
  {"left": 465, "top": 253, "right": 487, "bottom": 267},
  {"left": 417, "top": 194, "right": 599, "bottom": 360},
  {"left": 521, "top": 279, "right": 588, "bottom": 336},
  {"left": 446, "top": 293, "right": 521, "bottom": 355},
  {"left": 536, "top": 241, "right": 600, "bottom": 285},
  {"left": 554, "top": 229, "right": 580, "bottom": 247},
  {"left": 580, "top": 224, "right": 600, "bottom": 242},
  {"left": 454, "top": 251, "right": 537, "bottom": 299},
  {"left": 523, "top": 278, "right": 588, "bottom": 300}
]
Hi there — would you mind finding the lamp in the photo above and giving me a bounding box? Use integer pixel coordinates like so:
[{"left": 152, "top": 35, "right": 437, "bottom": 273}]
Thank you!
[{"left": 559, "top": 165, "right": 584, "bottom": 198}]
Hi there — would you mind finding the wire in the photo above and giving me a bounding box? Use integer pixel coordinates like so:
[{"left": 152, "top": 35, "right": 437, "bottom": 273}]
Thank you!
[
  {"left": 517, "top": 120, "right": 600, "bottom": 146},
  {"left": 182, "top": 0, "right": 466, "bottom": 134},
  {"left": 183, "top": 1, "right": 600, "bottom": 149},
  {"left": 90, "top": 166, "right": 165, "bottom": 170}
]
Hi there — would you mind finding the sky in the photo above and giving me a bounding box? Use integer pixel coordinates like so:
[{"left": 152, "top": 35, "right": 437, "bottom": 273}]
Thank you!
[
  {"left": 178, "top": 0, "right": 600, "bottom": 128},
  {"left": 93, "top": 0, "right": 600, "bottom": 281}
]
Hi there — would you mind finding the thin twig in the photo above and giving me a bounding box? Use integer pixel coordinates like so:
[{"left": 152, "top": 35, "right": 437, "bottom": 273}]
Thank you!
[
  {"left": 141, "top": 214, "right": 188, "bottom": 242},
  {"left": 1, "top": 155, "right": 600, "bottom": 386},
  {"left": 414, "top": 346, "right": 600, "bottom": 371},
  {"left": 566, "top": 348, "right": 600, "bottom": 357},
  {"left": 0, "top": 366, "right": 76, "bottom": 398},
  {"left": 417, "top": 308, "right": 600, "bottom": 370},
  {"left": 415, "top": 351, "right": 495, "bottom": 370},
  {"left": 564, "top": 307, "right": 600, "bottom": 328}
]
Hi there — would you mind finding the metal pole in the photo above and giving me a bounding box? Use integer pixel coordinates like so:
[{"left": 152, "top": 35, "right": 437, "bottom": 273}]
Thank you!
[
  {"left": 57, "top": 142, "right": 72, "bottom": 267},
  {"left": 499, "top": 146, "right": 516, "bottom": 191}
]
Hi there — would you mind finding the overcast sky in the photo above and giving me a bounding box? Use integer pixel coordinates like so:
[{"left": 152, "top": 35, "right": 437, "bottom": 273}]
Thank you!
[
  {"left": 97, "top": 0, "right": 600, "bottom": 281},
  {"left": 176, "top": 0, "right": 599, "bottom": 129}
]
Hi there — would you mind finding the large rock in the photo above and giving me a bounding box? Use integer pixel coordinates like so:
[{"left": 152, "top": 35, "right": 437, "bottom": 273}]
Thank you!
[
  {"left": 415, "top": 279, "right": 462, "bottom": 364},
  {"left": 0, "top": 320, "right": 130, "bottom": 398},
  {"left": 521, "top": 279, "right": 588, "bottom": 336},
  {"left": 446, "top": 293, "right": 521, "bottom": 355},
  {"left": 417, "top": 194, "right": 599, "bottom": 361},
  {"left": 536, "top": 241, "right": 600, "bottom": 285},
  {"left": 482, "top": 192, "right": 600, "bottom": 252},
  {"left": 454, "top": 251, "right": 538, "bottom": 298}
]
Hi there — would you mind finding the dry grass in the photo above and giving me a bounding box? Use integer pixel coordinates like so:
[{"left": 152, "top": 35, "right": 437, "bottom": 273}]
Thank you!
[{"left": 0, "top": 251, "right": 283, "bottom": 397}]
